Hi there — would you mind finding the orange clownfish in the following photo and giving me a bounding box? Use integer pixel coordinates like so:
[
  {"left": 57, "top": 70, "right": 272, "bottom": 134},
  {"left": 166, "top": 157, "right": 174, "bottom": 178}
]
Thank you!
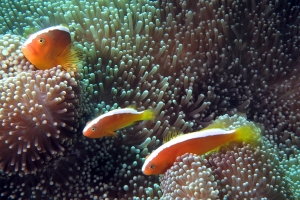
[
  {"left": 142, "top": 122, "right": 261, "bottom": 175},
  {"left": 21, "top": 25, "right": 80, "bottom": 72},
  {"left": 83, "top": 108, "right": 155, "bottom": 138}
]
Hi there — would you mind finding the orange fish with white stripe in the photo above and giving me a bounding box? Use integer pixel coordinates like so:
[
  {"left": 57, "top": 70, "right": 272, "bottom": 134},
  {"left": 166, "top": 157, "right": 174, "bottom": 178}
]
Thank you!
[
  {"left": 21, "top": 25, "right": 80, "bottom": 72},
  {"left": 83, "top": 107, "right": 155, "bottom": 138},
  {"left": 142, "top": 119, "right": 261, "bottom": 175}
]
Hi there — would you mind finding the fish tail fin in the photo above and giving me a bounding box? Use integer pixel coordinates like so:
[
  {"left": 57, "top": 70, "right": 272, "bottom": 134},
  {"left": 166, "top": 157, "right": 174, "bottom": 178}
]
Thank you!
[
  {"left": 205, "top": 123, "right": 261, "bottom": 156},
  {"left": 233, "top": 123, "right": 261, "bottom": 145},
  {"left": 141, "top": 109, "right": 155, "bottom": 121}
]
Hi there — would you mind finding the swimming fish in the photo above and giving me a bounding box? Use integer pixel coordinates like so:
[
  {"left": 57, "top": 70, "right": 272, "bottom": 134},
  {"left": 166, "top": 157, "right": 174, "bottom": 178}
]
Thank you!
[
  {"left": 21, "top": 25, "right": 80, "bottom": 71},
  {"left": 142, "top": 122, "right": 261, "bottom": 175},
  {"left": 83, "top": 107, "right": 155, "bottom": 138}
]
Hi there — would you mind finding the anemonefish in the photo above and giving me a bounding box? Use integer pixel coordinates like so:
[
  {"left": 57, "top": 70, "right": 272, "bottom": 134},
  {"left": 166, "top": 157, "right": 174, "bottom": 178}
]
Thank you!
[
  {"left": 142, "top": 121, "right": 261, "bottom": 175},
  {"left": 83, "top": 108, "right": 155, "bottom": 138},
  {"left": 21, "top": 25, "right": 80, "bottom": 71}
]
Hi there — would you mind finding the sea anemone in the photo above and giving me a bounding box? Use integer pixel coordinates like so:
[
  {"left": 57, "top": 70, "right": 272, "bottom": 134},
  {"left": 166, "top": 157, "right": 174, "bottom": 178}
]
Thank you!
[
  {"left": 160, "top": 141, "right": 292, "bottom": 199},
  {"left": 160, "top": 153, "right": 219, "bottom": 199},
  {"left": 209, "top": 142, "right": 290, "bottom": 199},
  {"left": 281, "top": 148, "right": 300, "bottom": 199},
  {"left": 0, "top": 34, "right": 35, "bottom": 79},
  {"left": 0, "top": 0, "right": 299, "bottom": 199},
  {"left": 0, "top": 67, "right": 83, "bottom": 175},
  {"left": 160, "top": 114, "right": 293, "bottom": 199}
]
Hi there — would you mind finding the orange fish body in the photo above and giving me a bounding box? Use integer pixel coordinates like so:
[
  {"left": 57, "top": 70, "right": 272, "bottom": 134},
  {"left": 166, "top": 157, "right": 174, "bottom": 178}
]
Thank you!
[
  {"left": 142, "top": 124, "right": 261, "bottom": 175},
  {"left": 21, "top": 25, "right": 79, "bottom": 71},
  {"left": 83, "top": 108, "right": 154, "bottom": 138}
]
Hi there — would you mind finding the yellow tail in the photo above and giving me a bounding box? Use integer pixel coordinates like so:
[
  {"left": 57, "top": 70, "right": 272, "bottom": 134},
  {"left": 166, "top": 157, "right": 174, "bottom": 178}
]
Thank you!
[
  {"left": 233, "top": 123, "right": 261, "bottom": 145},
  {"left": 141, "top": 109, "right": 155, "bottom": 121}
]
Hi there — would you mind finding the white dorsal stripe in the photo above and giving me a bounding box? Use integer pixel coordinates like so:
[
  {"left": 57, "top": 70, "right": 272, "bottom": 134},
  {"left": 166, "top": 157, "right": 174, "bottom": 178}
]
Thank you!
[
  {"left": 83, "top": 108, "right": 142, "bottom": 133},
  {"left": 22, "top": 25, "right": 70, "bottom": 47},
  {"left": 142, "top": 128, "right": 235, "bottom": 171}
]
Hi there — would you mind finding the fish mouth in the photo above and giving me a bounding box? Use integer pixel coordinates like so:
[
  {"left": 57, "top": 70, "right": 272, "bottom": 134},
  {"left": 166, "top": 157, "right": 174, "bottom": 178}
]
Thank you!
[{"left": 22, "top": 44, "right": 37, "bottom": 55}]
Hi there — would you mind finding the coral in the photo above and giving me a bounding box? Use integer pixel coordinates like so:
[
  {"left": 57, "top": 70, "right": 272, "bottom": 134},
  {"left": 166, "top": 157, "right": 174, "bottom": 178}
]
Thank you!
[{"left": 0, "top": 0, "right": 299, "bottom": 199}]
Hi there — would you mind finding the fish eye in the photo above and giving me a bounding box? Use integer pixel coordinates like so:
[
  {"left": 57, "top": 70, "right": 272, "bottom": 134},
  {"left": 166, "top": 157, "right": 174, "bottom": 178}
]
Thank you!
[
  {"left": 38, "top": 38, "right": 45, "bottom": 44},
  {"left": 149, "top": 164, "right": 155, "bottom": 170},
  {"left": 91, "top": 127, "right": 97, "bottom": 131}
]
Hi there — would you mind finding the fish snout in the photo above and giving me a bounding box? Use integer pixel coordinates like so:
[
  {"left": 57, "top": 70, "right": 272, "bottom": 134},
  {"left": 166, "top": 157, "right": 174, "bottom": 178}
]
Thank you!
[{"left": 22, "top": 42, "right": 39, "bottom": 57}]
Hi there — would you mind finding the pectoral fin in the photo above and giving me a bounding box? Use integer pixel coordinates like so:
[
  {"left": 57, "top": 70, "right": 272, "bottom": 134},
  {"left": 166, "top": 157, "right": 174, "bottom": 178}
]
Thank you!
[{"left": 105, "top": 131, "right": 117, "bottom": 137}]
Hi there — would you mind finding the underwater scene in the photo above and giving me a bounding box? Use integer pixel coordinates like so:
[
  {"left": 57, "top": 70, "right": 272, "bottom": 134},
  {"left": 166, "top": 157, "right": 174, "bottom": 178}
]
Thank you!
[{"left": 0, "top": 0, "right": 300, "bottom": 199}]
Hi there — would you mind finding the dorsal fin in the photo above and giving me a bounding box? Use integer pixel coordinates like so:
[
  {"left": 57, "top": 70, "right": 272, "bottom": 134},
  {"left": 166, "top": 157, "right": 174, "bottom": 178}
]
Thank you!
[
  {"left": 61, "top": 23, "right": 69, "bottom": 28},
  {"left": 202, "top": 119, "right": 226, "bottom": 130},
  {"left": 126, "top": 105, "right": 137, "bottom": 110},
  {"left": 203, "top": 113, "right": 249, "bottom": 130},
  {"left": 163, "top": 128, "right": 184, "bottom": 143}
]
